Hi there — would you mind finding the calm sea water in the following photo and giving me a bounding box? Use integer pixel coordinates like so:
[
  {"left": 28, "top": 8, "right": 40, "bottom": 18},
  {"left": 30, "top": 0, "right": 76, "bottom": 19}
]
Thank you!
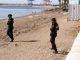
[{"left": 0, "top": 8, "right": 44, "bottom": 19}]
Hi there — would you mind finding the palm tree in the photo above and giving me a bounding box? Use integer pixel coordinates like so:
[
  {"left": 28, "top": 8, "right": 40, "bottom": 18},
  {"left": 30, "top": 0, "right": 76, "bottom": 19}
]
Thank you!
[
  {"left": 79, "top": 0, "right": 80, "bottom": 4},
  {"left": 63, "top": 0, "right": 69, "bottom": 11}
]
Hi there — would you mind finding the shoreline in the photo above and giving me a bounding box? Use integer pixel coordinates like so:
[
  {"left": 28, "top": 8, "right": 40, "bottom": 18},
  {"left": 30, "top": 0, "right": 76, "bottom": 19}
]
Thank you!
[
  {"left": 0, "top": 8, "right": 47, "bottom": 21},
  {"left": 0, "top": 6, "right": 57, "bottom": 21},
  {"left": 0, "top": 8, "right": 54, "bottom": 21}
]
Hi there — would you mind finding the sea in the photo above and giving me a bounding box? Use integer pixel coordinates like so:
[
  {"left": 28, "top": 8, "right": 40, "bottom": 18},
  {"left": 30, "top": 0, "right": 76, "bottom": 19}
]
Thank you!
[{"left": 0, "top": 7, "right": 44, "bottom": 20}]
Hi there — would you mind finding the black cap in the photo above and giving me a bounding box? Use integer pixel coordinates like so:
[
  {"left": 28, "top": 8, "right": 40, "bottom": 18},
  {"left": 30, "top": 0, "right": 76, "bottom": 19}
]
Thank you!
[
  {"left": 8, "top": 14, "right": 12, "bottom": 17},
  {"left": 52, "top": 18, "right": 56, "bottom": 22}
]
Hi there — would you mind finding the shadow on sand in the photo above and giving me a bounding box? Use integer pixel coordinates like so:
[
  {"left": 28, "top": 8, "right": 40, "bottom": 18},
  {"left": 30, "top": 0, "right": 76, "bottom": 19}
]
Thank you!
[
  {"left": 57, "top": 51, "right": 69, "bottom": 55},
  {"left": 14, "top": 40, "right": 38, "bottom": 42},
  {"left": 0, "top": 40, "right": 38, "bottom": 47},
  {"left": 52, "top": 49, "right": 69, "bottom": 55}
]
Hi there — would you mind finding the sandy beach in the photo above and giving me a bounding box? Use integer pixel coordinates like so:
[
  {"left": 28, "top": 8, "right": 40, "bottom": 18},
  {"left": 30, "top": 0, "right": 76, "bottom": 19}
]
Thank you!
[{"left": 0, "top": 8, "right": 79, "bottom": 60}]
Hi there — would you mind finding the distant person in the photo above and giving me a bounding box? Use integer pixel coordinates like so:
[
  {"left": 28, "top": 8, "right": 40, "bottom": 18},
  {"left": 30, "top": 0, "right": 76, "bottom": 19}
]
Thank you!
[
  {"left": 50, "top": 18, "right": 59, "bottom": 54},
  {"left": 7, "top": 14, "right": 14, "bottom": 42}
]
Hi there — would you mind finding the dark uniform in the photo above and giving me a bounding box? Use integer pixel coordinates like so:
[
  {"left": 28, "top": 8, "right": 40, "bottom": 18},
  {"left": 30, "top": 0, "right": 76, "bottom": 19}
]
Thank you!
[
  {"left": 7, "top": 14, "right": 14, "bottom": 42},
  {"left": 50, "top": 18, "right": 59, "bottom": 53}
]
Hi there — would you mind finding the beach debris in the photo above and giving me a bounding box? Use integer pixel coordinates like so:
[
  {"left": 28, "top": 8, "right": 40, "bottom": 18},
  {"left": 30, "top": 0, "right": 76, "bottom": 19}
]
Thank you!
[{"left": 15, "top": 43, "right": 19, "bottom": 47}]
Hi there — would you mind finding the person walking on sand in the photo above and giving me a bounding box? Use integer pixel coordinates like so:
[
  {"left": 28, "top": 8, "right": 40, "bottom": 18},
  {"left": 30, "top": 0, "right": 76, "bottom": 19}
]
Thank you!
[
  {"left": 7, "top": 14, "right": 14, "bottom": 42},
  {"left": 50, "top": 18, "right": 59, "bottom": 54}
]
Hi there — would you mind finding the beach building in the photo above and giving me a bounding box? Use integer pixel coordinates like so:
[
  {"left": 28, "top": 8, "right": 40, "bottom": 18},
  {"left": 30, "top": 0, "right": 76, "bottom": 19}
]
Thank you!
[{"left": 68, "top": 0, "right": 80, "bottom": 20}]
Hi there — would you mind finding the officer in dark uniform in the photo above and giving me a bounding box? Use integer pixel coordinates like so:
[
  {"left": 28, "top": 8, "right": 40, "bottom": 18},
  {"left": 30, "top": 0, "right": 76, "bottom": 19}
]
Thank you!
[
  {"left": 50, "top": 18, "right": 59, "bottom": 53},
  {"left": 7, "top": 14, "right": 14, "bottom": 42}
]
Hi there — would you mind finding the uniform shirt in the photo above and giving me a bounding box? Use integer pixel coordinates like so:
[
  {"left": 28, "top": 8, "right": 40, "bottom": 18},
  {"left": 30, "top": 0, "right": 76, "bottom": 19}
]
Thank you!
[
  {"left": 50, "top": 22, "right": 59, "bottom": 33},
  {"left": 7, "top": 18, "right": 14, "bottom": 29}
]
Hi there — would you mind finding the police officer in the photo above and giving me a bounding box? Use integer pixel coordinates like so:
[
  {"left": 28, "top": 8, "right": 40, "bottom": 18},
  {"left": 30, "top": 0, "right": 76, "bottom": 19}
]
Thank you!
[
  {"left": 7, "top": 14, "right": 14, "bottom": 42},
  {"left": 50, "top": 18, "right": 59, "bottom": 53}
]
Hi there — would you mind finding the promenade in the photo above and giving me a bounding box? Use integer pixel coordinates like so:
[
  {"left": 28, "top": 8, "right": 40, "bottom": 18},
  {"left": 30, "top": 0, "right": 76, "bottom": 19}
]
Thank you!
[{"left": 65, "top": 32, "right": 80, "bottom": 60}]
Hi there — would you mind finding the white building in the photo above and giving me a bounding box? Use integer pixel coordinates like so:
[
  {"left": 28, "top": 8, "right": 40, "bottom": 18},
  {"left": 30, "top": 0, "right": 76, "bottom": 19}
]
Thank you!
[{"left": 68, "top": 0, "right": 80, "bottom": 20}]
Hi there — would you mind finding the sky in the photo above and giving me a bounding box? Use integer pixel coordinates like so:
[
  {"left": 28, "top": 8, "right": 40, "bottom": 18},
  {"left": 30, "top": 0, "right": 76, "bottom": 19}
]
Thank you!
[{"left": 0, "top": 0, "right": 59, "bottom": 4}]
